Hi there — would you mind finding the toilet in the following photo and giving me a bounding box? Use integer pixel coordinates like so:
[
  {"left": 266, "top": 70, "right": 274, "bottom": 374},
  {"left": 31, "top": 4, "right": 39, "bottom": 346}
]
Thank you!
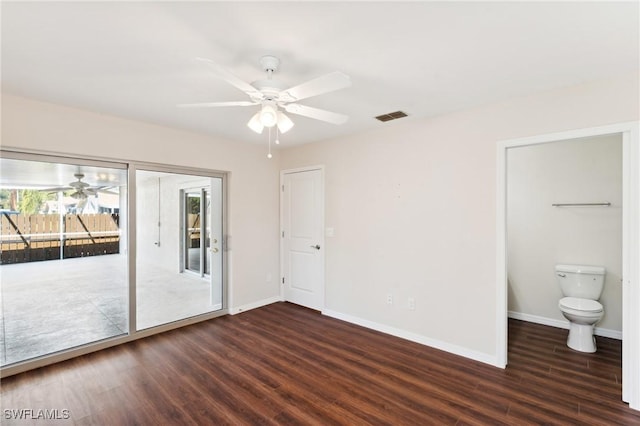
[{"left": 556, "top": 264, "right": 605, "bottom": 353}]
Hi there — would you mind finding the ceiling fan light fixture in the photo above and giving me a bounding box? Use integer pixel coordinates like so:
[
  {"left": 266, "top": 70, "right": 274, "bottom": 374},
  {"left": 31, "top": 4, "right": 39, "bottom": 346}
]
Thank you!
[
  {"left": 277, "top": 112, "right": 294, "bottom": 134},
  {"left": 183, "top": 56, "right": 351, "bottom": 158},
  {"left": 247, "top": 112, "right": 264, "bottom": 134},
  {"left": 70, "top": 191, "right": 86, "bottom": 200},
  {"left": 260, "top": 102, "right": 278, "bottom": 127}
]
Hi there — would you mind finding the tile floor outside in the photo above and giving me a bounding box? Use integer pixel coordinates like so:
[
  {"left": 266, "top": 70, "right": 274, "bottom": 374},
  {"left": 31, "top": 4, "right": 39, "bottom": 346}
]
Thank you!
[{"left": 0, "top": 254, "right": 222, "bottom": 367}]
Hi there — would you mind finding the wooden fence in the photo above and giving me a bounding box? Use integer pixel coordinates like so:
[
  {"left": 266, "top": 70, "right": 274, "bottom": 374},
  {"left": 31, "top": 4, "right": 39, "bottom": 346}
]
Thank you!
[{"left": 0, "top": 213, "right": 120, "bottom": 264}]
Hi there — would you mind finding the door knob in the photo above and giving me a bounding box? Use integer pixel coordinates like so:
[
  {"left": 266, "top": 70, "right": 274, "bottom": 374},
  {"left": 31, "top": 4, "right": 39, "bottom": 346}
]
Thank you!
[{"left": 310, "top": 244, "right": 321, "bottom": 250}]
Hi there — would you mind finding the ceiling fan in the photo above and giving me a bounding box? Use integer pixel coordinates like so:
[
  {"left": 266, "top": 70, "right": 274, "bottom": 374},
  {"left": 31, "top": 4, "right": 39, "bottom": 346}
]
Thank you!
[
  {"left": 179, "top": 55, "right": 352, "bottom": 135},
  {"left": 44, "top": 173, "right": 103, "bottom": 200}
]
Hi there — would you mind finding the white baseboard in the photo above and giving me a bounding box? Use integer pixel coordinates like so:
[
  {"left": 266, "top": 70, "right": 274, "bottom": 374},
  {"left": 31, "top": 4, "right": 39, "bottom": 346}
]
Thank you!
[
  {"left": 508, "top": 311, "right": 622, "bottom": 340},
  {"left": 322, "top": 308, "right": 498, "bottom": 367},
  {"left": 230, "top": 296, "right": 282, "bottom": 315}
]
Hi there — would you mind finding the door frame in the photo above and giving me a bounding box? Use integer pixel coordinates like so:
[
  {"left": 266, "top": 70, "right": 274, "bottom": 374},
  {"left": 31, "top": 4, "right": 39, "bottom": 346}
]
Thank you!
[
  {"left": 496, "top": 121, "right": 640, "bottom": 410},
  {"left": 179, "top": 184, "right": 210, "bottom": 278},
  {"left": 279, "top": 165, "right": 325, "bottom": 309}
]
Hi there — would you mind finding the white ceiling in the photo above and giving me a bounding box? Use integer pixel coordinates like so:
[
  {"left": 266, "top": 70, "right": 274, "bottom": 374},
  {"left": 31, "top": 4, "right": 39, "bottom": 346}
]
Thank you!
[{"left": 2, "top": 1, "right": 639, "bottom": 148}]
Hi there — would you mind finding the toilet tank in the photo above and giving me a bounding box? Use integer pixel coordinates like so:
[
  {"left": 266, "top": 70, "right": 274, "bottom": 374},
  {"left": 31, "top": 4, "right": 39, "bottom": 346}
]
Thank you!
[{"left": 556, "top": 264, "right": 606, "bottom": 299}]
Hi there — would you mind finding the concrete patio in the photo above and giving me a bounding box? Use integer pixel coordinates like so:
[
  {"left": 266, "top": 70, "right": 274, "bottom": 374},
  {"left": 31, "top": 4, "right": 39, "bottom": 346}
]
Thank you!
[{"left": 0, "top": 254, "right": 222, "bottom": 366}]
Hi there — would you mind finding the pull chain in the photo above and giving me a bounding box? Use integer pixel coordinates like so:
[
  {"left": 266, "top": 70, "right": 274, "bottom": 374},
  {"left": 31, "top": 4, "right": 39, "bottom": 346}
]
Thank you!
[{"left": 267, "top": 126, "right": 273, "bottom": 159}]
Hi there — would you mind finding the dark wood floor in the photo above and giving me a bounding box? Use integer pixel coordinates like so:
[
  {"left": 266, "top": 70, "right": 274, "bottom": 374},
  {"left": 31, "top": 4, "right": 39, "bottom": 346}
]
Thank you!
[{"left": 1, "top": 302, "right": 639, "bottom": 425}]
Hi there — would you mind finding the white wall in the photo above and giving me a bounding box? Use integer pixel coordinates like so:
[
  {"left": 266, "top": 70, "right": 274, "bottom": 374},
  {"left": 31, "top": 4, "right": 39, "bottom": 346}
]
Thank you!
[
  {"left": 1, "top": 94, "right": 282, "bottom": 310},
  {"left": 279, "top": 72, "right": 639, "bottom": 362},
  {"left": 136, "top": 173, "right": 165, "bottom": 269},
  {"left": 507, "top": 135, "right": 622, "bottom": 332},
  {"left": 2, "top": 70, "right": 638, "bottom": 364}
]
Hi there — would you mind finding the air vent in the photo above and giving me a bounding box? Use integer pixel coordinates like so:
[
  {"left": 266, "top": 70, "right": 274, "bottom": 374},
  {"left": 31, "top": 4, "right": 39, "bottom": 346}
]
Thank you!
[{"left": 374, "top": 111, "right": 408, "bottom": 122}]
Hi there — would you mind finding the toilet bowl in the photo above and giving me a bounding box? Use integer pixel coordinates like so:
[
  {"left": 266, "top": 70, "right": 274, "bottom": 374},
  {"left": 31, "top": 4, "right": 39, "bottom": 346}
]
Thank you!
[
  {"left": 558, "top": 297, "right": 604, "bottom": 353},
  {"left": 556, "top": 264, "right": 606, "bottom": 353}
]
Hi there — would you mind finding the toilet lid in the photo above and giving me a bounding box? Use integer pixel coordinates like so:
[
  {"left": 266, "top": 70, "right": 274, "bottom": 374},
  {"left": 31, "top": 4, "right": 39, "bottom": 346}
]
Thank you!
[{"left": 559, "top": 297, "right": 603, "bottom": 313}]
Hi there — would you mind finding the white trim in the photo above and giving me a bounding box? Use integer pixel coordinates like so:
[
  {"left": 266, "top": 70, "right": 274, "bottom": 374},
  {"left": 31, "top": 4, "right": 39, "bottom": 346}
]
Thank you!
[
  {"left": 229, "top": 296, "right": 282, "bottom": 315},
  {"left": 279, "top": 165, "right": 326, "bottom": 310},
  {"left": 495, "top": 144, "right": 508, "bottom": 368},
  {"left": 496, "top": 121, "right": 640, "bottom": 411},
  {"left": 508, "top": 311, "right": 623, "bottom": 340},
  {"left": 323, "top": 309, "right": 497, "bottom": 366},
  {"left": 280, "top": 165, "right": 326, "bottom": 175},
  {"left": 623, "top": 122, "right": 640, "bottom": 408},
  {"left": 496, "top": 122, "right": 638, "bottom": 148}
]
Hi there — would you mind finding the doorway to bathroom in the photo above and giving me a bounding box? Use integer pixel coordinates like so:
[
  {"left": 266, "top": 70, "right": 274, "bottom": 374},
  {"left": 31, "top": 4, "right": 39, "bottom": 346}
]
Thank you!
[
  {"left": 507, "top": 135, "right": 622, "bottom": 339},
  {"left": 496, "top": 122, "right": 640, "bottom": 410}
]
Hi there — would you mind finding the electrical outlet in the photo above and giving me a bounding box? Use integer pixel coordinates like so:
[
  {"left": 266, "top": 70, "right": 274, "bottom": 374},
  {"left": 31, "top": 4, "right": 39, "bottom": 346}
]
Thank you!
[
  {"left": 408, "top": 298, "right": 415, "bottom": 310},
  {"left": 386, "top": 294, "right": 393, "bottom": 305}
]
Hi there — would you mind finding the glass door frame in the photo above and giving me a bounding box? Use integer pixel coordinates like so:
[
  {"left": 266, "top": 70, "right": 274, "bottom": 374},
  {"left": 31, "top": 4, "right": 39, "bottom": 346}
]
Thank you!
[
  {"left": 128, "top": 163, "right": 227, "bottom": 334},
  {"left": 181, "top": 185, "right": 210, "bottom": 278},
  {"left": 0, "top": 150, "right": 228, "bottom": 378}
]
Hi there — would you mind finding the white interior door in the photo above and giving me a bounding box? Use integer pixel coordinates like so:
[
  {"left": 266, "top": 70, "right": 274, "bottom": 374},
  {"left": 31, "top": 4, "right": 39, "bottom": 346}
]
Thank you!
[{"left": 281, "top": 168, "right": 324, "bottom": 310}]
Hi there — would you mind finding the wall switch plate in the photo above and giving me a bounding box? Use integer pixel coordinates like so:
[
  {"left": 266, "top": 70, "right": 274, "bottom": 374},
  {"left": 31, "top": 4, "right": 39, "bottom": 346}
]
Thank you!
[
  {"left": 325, "top": 227, "right": 334, "bottom": 237},
  {"left": 408, "top": 298, "right": 415, "bottom": 310}
]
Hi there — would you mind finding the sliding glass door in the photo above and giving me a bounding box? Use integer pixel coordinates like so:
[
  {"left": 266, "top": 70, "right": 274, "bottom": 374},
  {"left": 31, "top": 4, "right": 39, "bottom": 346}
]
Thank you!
[
  {"left": 135, "top": 170, "right": 223, "bottom": 330},
  {"left": 0, "top": 155, "right": 128, "bottom": 366},
  {"left": 1, "top": 151, "right": 227, "bottom": 373}
]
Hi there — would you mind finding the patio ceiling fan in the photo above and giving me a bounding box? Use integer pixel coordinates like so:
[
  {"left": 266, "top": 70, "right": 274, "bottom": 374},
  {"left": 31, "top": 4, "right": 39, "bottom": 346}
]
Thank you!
[
  {"left": 178, "top": 55, "right": 352, "bottom": 135},
  {"left": 44, "top": 173, "right": 103, "bottom": 200}
]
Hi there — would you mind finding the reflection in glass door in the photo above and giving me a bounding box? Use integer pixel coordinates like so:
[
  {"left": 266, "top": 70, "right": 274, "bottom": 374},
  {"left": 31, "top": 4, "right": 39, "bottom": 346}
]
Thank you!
[
  {"left": 184, "top": 189, "right": 203, "bottom": 275},
  {"left": 183, "top": 187, "right": 217, "bottom": 279},
  {"left": 136, "top": 170, "right": 223, "bottom": 330}
]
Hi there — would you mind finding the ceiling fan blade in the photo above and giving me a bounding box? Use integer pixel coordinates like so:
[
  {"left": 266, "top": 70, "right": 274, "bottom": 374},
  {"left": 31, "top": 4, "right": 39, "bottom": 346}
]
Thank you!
[
  {"left": 195, "top": 57, "right": 262, "bottom": 98},
  {"left": 177, "top": 101, "right": 258, "bottom": 108},
  {"left": 40, "top": 186, "right": 71, "bottom": 193},
  {"left": 280, "top": 71, "right": 351, "bottom": 102},
  {"left": 284, "top": 104, "right": 349, "bottom": 125},
  {"left": 97, "top": 188, "right": 119, "bottom": 195}
]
